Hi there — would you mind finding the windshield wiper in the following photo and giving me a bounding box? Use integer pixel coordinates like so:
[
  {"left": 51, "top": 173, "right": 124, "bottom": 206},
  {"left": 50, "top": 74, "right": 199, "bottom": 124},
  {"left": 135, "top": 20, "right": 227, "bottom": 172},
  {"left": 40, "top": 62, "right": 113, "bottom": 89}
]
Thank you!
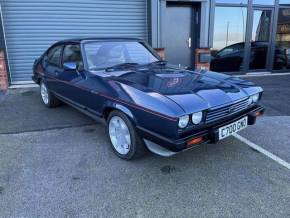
[
  {"left": 145, "top": 60, "right": 167, "bottom": 66},
  {"left": 105, "top": 62, "right": 139, "bottom": 72}
]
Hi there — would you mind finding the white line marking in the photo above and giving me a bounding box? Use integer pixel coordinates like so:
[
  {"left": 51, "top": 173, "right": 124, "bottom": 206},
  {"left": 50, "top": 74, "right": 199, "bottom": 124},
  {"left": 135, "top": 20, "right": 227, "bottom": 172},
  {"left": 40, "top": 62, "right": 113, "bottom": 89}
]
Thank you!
[
  {"left": 235, "top": 72, "right": 290, "bottom": 77},
  {"left": 246, "top": 71, "right": 271, "bottom": 75},
  {"left": 233, "top": 133, "right": 290, "bottom": 170}
]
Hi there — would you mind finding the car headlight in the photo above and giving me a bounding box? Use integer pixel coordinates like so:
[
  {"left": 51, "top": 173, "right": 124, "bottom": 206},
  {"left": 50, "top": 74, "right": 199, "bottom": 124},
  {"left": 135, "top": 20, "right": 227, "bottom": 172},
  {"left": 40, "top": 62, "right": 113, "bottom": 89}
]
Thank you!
[
  {"left": 248, "top": 97, "right": 253, "bottom": 105},
  {"left": 252, "top": 93, "right": 260, "bottom": 103},
  {"left": 248, "top": 93, "right": 260, "bottom": 105},
  {"left": 191, "top": 111, "right": 203, "bottom": 124},
  {"left": 178, "top": 115, "right": 189, "bottom": 128}
]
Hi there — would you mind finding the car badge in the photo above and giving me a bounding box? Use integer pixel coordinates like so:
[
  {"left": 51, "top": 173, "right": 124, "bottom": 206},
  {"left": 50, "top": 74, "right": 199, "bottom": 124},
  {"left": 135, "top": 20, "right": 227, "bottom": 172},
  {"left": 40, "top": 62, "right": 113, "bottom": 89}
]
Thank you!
[{"left": 228, "top": 106, "right": 235, "bottom": 114}]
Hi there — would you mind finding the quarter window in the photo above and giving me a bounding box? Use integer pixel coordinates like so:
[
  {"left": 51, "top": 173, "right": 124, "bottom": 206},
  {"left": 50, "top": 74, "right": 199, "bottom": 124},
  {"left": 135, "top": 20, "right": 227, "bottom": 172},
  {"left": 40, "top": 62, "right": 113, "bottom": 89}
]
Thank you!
[{"left": 47, "top": 45, "right": 62, "bottom": 67}]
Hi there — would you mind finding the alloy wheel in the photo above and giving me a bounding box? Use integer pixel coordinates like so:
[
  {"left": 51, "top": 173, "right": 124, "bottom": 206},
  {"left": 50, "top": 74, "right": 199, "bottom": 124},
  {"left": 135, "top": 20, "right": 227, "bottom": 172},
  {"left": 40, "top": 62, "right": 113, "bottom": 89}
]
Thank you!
[
  {"left": 40, "top": 83, "right": 49, "bottom": 105},
  {"left": 108, "top": 116, "right": 131, "bottom": 155}
]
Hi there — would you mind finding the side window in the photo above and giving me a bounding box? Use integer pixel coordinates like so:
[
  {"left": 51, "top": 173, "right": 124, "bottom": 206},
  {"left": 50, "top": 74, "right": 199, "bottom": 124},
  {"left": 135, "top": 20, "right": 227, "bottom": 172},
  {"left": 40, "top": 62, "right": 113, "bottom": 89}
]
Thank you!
[
  {"left": 219, "top": 44, "right": 244, "bottom": 57},
  {"left": 218, "top": 46, "right": 234, "bottom": 57},
  {"left": 47, "top": 45, "right": 62, "bottom": 67},
  {"left": 63, "top": 44, "right": 83, "bottom": 69}
]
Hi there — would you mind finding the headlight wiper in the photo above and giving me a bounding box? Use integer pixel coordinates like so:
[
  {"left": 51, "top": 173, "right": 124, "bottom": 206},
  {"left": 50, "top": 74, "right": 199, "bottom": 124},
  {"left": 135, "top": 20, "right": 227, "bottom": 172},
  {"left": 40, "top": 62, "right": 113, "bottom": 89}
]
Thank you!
[{"left": 105, "top": 62, "right": 139, "bottom": 72}]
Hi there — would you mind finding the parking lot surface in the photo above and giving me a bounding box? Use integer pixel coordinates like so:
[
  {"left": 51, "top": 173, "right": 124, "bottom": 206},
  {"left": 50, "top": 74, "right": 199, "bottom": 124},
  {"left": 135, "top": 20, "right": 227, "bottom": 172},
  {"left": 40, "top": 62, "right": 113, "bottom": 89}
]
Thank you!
[
  {"left": 0, "top": 75, "right": 290, "bottom": 217},
  {"left": 246, "top": 74, "right": 290, "bottom": 116}
]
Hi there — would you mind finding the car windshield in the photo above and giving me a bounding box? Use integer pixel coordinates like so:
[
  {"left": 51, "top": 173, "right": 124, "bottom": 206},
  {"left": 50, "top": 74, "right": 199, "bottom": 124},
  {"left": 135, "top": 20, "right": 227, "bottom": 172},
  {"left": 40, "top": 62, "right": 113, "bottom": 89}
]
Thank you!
[{"left": 84, "top": 41, "right": 159, "bottom": 70}]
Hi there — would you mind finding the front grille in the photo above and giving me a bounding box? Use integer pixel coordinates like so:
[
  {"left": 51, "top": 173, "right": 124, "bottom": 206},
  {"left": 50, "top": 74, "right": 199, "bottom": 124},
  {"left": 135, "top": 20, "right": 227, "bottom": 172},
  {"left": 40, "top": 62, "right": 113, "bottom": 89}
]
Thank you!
[{"left": 206, "top": 98, "right": 249, "bottom": 123}]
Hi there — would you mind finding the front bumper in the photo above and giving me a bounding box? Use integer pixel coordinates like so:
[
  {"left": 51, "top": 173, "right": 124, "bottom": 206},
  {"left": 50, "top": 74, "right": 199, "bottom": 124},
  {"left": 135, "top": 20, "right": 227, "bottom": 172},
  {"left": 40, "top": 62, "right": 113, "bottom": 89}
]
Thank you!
[{"left": 137, "top": 105, "right": 265, "bottom": 154}]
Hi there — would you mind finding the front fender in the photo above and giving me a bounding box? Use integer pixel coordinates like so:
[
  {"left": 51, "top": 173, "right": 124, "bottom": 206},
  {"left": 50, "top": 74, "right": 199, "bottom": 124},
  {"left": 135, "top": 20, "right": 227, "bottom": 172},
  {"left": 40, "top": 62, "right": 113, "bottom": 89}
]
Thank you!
[{"left": 102, "top": 101, "right": 136, "bottom": 124}]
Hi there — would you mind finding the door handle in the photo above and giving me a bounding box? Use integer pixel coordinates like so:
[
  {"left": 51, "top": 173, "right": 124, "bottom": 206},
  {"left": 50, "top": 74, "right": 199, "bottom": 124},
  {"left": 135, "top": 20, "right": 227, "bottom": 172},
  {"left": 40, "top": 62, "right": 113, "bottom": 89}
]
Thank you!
[
  {"left": 54, "top": 71, "right": 59, "bottom": 76},
  {"left": 187, "top": 37, "right": 192, "bottom": 48}
]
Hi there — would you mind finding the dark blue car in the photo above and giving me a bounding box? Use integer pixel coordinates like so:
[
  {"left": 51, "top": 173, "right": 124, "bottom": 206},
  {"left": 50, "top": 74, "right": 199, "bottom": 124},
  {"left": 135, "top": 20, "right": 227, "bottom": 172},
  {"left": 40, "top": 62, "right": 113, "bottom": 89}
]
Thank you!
[{"left": 32, "top": 38, "right": 265, "bottom": 160}]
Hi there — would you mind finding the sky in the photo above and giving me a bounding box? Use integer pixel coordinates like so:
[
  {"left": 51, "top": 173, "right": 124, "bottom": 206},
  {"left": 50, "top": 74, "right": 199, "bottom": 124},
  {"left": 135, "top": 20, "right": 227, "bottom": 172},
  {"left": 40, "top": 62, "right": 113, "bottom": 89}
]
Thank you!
[{"left": 213, "top": 7, "right": 247, "bottom": 50}]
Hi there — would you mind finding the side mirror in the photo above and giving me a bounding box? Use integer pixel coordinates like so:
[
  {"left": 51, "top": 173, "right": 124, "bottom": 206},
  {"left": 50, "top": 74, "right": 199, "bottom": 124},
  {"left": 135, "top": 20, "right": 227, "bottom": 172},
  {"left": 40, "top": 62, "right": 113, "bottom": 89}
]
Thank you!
[{"left": 63, "top": 62, "right": 77, "bottom": 71}]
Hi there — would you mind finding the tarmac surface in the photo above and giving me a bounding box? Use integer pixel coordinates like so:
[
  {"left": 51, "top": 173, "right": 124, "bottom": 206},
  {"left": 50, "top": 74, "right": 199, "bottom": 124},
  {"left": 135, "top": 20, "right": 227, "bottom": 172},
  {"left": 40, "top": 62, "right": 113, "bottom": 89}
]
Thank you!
[{"left": 0, "top": 75, "right": 289, "bottom": 217}]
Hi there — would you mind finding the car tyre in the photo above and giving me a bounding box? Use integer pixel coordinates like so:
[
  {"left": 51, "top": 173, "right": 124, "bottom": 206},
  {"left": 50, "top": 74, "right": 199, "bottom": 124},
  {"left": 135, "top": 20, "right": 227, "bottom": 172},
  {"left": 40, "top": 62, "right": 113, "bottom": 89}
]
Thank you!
[
  {"left": 40, "top": 81, "right": 60, "bottom": 108},
  {"left": 107, "top": 110, "right": 147, "bottom": 160}
]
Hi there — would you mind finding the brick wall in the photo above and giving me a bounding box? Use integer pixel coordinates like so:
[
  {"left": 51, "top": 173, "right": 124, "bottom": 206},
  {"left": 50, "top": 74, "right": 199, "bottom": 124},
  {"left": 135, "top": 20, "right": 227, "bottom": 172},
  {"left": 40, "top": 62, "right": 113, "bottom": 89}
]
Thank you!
[
  {"left": 154, "top": 48, "right": 165, "bottom": 60},
  {"left": 0, "top": 50, "right": 8, "bottom": 91},
  {"left": 195, "top": 48, "right": 210, "bottom": 70}
]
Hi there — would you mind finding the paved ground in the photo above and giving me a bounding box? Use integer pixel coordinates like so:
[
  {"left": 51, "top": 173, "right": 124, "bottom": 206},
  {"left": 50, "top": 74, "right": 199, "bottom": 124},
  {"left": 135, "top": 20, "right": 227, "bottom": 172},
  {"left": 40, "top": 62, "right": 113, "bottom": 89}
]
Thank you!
[
  {"left": 0, "top": 89, "right": 94, "bottom": 134},
  {"left": 246, "top": 75, "right": 290, "bottom": 116},
  {"left": 0, "top": 75, "right": 290, "bottom": 217},
  {"left": 0, "top": 90, "right": 7, "bottom": 104}
]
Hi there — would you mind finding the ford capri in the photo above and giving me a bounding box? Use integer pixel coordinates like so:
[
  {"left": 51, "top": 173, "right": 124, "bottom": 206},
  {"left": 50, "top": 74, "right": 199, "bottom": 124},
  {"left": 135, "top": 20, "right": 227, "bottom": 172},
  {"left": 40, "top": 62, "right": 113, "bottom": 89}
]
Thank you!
[{"left": 32, "top": 38, "right": 265, "bottom": 160}]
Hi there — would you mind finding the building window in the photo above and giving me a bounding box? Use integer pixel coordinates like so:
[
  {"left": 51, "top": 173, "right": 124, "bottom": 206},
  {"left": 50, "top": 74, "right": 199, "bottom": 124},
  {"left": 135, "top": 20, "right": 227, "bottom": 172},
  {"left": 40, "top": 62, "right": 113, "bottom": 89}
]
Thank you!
[
  {"left": 273, "top": 8, "right": 290, "bottom": 70},
  {"left": 253, "top": 0, "right": 274, "bottom": 5},
  {"left": 215, "top": 0, "right": 248, "bottom": 4},
  {"left": 249, "top": 10, "right": 272, "bottom": 70},
  {"left": 279, "top": 0, "right": 290, "bottom": 5},
  {"left": 210, "top": 6, "right": 247, "bottom": 72}
]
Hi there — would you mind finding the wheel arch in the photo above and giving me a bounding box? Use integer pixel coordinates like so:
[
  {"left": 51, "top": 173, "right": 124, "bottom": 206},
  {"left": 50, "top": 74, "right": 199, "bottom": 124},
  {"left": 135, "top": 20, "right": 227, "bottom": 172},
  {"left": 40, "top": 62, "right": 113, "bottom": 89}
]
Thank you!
[
  {"left": 36, "top": 76, "right": 42, "bottom": 84},
  {"left": 102, "top": 102, "right": 137, "bottom": 125}
]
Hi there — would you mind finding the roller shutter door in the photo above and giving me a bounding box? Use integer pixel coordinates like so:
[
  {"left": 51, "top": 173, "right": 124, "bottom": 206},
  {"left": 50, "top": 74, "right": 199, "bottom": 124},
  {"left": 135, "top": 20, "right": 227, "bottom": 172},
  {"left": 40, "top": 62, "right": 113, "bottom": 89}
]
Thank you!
[{"left": 1, "top": 0, "right": 148, "bottom": 84}]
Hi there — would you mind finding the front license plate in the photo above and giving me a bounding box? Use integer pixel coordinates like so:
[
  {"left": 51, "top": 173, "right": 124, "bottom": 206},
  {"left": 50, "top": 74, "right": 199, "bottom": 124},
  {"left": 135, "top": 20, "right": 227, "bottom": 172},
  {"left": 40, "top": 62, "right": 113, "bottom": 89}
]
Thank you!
[{"left": 218, "top": 117, "right": 248, "bottom": 140}]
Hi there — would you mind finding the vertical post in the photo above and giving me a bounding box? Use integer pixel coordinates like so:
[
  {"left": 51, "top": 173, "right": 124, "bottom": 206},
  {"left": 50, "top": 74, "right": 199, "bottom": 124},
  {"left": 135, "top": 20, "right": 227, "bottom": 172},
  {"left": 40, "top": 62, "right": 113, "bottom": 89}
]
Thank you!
[
  {"left": 0, "top": 51, "right": 8, "bottom": 90},
  {"left": 208, "top": 0, "right": 216, "bottom": 48},
  {"left": 226, "top": 21, "right": 230, "bottom": 47},
  {"left": 268, "top": 0, "right": 280, "bottom": 71},
  {"left": 243, "top": 0, "right": 253, "bottom": 73},
  {"left": 154, "top": 48, "right": 165, "bottom": 59},
  {"left": 0, "top": 5, "right": 9, "bottom": 90},
  {"left": 150, "top": 0, "right": 165, "bottom": 56},
  {"left": 200, "top": 0, "right": 211, "bottom": 48}
]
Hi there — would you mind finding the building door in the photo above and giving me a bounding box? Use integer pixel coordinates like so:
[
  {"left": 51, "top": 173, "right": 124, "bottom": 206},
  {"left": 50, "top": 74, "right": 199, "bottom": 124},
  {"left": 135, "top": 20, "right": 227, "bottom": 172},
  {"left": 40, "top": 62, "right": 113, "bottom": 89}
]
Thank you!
[
  {"left": 245, "top": 8, "right": 274, "bottom": 71},
  {"left": 163, "top": 5, "right": 195, "bottom": 69}
]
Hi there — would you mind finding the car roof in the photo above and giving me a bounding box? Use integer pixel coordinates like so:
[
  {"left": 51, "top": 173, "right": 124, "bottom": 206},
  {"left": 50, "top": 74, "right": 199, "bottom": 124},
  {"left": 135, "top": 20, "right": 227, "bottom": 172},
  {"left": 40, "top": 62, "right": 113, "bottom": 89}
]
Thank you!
[
  {"left": 57, "top": 37, "right": 142, "bottom": 44},
  {"left": 46, "top": 37, "right": 146, "bottom": 53}
]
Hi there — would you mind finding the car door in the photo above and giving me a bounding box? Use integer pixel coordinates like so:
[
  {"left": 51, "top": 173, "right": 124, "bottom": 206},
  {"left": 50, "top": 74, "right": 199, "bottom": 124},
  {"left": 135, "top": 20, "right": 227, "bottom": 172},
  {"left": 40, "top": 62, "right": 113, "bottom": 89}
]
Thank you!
[
  {"left": 56, "top": 43, "right": 84, "bottom": 104},
  {"left": 42, "top": 44, "right": 63, "bottom": 92}
]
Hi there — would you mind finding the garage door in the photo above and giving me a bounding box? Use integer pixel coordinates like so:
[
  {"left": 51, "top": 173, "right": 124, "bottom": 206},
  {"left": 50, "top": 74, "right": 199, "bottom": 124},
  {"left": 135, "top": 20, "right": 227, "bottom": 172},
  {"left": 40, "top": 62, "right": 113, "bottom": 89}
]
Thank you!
[{"left": 0, "top": 0, "right": 148, "bottom": 84}]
